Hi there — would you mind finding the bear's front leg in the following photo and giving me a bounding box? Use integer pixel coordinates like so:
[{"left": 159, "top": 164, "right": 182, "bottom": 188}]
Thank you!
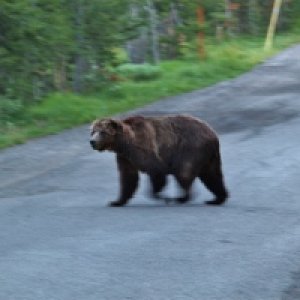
[
  {"left": 109, "top": 155, "right": 139, "bottom": 207},
  {"left": 149, "top": 172, "right": 167, "bottom": 199}
]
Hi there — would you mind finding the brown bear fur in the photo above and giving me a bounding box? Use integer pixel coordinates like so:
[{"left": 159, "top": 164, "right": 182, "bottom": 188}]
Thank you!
[{"left": 90, "top": 115, "right": 228, "bottom": 206}]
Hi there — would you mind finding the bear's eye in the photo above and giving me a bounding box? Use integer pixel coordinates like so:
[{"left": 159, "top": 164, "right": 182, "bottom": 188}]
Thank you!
[{"left": 100, "top": 130, "right": 107, "bottom": 136}]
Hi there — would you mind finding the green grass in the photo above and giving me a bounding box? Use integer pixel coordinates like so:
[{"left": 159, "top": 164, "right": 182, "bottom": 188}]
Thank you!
[{"left": 1, "top": 35, "right": 299, "bottom": 149}]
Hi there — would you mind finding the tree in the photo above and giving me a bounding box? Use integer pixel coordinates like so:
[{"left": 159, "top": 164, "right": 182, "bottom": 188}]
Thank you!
[
  {"left": 0, "top": 0, "right": 299, "bottom": 104},
  {"left": 0, "top": 0, "right": 73, "bottom": 100}
]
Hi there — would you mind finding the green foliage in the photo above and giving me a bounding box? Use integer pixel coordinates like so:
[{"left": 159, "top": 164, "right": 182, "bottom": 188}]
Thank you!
[
  {"left": 0, "top": 0, "right": 73, "bottom": 100},
  {"left": 115, "top": 63, "right": 162, "bottom": 81},
  {"left": 105, "top": 85, "right": 126, "bottom": 99},
  {"left": 0, "top": 97, "right": 24, "bottom": 125},
  {"left": 2, "top": 35, "right": 299, "bottom": 149},
  {"left": 208, "top": 44, "right": 257, "bottom": 71},
  {"left": 0, "top": 0, "right": 298, "bottom": 102},
  {"left": 0, "top": 0, "right": 132, "bottom": 99},
  {"left": 111, "top": 48, "right": 129, "bottom": 66},
  {"left": 1, "top": 0, "right": 300, "bottom": 148}
]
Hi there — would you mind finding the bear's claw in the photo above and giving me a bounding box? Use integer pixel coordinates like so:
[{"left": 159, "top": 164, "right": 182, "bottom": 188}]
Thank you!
[
  {"left": 205, "top": 198, "right": 227, "bottom": 205},
  {"left": 109, "top": 200, "right": 126, "bottom": 207}
]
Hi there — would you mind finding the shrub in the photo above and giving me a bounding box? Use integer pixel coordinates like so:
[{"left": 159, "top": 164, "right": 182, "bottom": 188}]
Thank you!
[
  {"left": 179, "top": 41, "right": 198, "bottom": 60},
  {"left": 105, "top": 84, "right": 125, "bottom": 99},
  {"left": 111, "top": 47, "right": 129, "bottom": 66},
  {"left": 115, "top": 63, "right": 162, "bottom": 81},
  {"left": 0, "top": 98, "right": 24, "bottom": 124}
]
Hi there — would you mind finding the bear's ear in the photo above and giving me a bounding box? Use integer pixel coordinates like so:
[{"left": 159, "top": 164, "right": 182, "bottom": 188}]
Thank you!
[
  {"left": 108, "top": 119, "right": 122, "bottom": 134},
  {"left": 90, "top": 120, "right": 99, "bottom": 131}
]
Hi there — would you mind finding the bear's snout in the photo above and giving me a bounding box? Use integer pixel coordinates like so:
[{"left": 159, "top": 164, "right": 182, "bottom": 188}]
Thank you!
[{"left": 90, "top": 140, "right": 97, "bottom": 149}]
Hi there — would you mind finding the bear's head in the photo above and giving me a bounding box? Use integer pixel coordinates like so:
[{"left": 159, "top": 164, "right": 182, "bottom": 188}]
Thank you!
[{"left": 90, "top": 118, "right": 122, "bottom": 151}]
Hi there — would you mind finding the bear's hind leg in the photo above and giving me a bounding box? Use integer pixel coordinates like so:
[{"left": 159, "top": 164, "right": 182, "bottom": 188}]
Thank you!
[
  {"left": 199, "top": 168, "right": 228, "bottom": 205},
  {"left": 174, "top": 174, "right": 194, "bottom": 204}
]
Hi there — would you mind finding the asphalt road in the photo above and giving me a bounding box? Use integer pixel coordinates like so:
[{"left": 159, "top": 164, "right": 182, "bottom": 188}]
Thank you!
[{"left": 1, "top": 45, "right": 300, "bottom": 300}]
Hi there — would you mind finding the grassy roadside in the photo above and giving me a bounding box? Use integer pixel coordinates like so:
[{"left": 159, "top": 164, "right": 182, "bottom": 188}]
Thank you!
[{"left": 0, "top": 35, "right": 299, "bottom": 149}]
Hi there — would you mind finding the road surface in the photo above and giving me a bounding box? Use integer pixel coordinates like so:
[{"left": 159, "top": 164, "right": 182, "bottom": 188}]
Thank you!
[{"left": 1, "top": 45, "right": 300, "bottom": 300}]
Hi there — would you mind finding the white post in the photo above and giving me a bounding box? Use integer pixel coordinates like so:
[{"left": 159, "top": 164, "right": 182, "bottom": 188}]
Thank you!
[{"left": 264, "top": 0, "right": 283, "bottom": 51}]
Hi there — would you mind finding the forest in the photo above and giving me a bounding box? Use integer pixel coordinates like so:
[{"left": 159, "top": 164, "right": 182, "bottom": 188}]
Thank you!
[{"left": 0, "top": 0, "right": 299, "bottom": 147}]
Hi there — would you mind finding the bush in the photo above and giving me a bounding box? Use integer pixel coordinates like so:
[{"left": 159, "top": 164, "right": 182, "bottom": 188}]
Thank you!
[
  {"left": 111, "top": 47, "right": 129, "bottom": 66},
  {"left": 207, "top": 43, "right": 261, "bottom": 72},
  {"left": 0, "top": 98, "right": 24, "bottom": 124},
  {"left": 115, "top": 63, "right": 162, "bottom": 81},
  {"left": 179, "top": 41, "right": 198, "bottom": 60},
  {"left": 180, "top": 68, "right": 202, "bottom": 78},
  {"left": 105, "top": 84, "right": 125, "bottom": 99}
]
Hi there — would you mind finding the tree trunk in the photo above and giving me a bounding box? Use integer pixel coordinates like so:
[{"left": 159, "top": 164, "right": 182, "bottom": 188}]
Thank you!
[
  {"left": 54, "top": 56, "right": 67, "bottom": 91},
  {"left": 248, "top": 0, "right": 259, "bottom": 35},
  {"left": 224, "top": 0, "right": 233, "bottom": 36},
  {"left": 73, "top": 0, "right": 85, "bottom": 93},
  {"left": 147, "top": 0, "right": 160, "bottom": 64}
]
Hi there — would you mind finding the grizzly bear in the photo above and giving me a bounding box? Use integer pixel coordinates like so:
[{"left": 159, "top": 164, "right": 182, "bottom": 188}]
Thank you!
[{"left": 90, "top": 115, "right": 228, "bottom": 207}]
